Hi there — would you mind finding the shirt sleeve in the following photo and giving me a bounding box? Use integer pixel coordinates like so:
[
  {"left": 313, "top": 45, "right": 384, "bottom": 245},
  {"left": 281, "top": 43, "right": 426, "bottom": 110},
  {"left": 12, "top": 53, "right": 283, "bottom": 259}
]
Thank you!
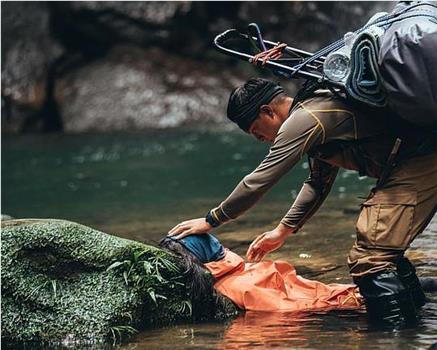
[
  {"left": 210, "top": 107, "right": 325, "bottom": 225},
  {"left": 280, "top": 158, "right": 338, "bottom": 230}
]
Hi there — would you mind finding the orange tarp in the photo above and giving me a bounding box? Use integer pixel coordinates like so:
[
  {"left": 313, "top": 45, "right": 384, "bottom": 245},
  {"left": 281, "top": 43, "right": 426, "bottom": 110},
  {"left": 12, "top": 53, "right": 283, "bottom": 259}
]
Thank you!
[{"left": 205, "top": 250, "right": 363, "bottom": 312}]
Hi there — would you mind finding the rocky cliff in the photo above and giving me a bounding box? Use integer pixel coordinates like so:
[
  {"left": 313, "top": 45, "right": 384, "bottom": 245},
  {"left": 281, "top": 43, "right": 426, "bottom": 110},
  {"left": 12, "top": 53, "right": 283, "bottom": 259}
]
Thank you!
[{"left": 1, "top": 1, "right": 393, "bottom": 133}]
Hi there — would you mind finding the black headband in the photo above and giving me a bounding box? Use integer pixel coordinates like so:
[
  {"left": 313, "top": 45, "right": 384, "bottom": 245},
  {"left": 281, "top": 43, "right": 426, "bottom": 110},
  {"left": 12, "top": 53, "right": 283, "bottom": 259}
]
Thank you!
[{"left": 227, "top": 81, "right": 284, "bottom": 132}]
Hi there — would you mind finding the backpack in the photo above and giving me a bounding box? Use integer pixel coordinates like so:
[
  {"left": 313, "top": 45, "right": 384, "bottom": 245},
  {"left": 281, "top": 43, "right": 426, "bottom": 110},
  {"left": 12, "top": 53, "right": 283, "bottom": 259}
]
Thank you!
[{"left": 378, "top": 1, "right": 437, "bottom": 126}]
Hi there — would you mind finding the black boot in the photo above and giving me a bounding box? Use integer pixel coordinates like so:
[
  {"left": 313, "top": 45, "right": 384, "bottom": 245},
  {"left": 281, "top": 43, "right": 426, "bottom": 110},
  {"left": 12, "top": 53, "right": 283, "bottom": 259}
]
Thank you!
[
  {"left": 355, "top": 270, "right": 418, "bottom": 328},
  {"left": 397, "top": 257, "right": 427, "bottom": 308}
]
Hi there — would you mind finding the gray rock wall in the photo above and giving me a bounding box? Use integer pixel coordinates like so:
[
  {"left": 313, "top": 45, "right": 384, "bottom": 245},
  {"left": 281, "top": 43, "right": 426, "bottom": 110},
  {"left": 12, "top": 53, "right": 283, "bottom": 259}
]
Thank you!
[
  {"left": 59, "top": 46, "right": 243, "bottom": 132},
  {"left": 1, "top": 2, "right": 63, "bottom": 132},
  {"left": 1, "top": 1, "right": 394, "bottom": 133}
]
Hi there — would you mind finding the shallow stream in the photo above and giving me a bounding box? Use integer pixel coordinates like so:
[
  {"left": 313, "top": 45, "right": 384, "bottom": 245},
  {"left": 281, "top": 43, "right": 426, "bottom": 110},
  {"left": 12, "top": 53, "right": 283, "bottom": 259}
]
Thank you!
[{"left": 2, "top": 131, "right": 436, "bottom": 349}]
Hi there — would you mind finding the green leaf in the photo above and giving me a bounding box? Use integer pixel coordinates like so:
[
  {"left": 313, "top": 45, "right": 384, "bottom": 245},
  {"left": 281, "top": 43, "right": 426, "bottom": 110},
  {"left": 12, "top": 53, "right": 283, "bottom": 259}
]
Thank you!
[
  {"left": 51, "top": 280, "right": 57, "bottom": 300},
  {"left": 148, "top": 289, "right": 157, "bottom": 304},
  {"left": 160, "top": 259, "right": 179, "bottom": 273},
  {"left": 156, "top": 294, "right": 167, "bottom": 301},
  {"left": 142, "top": 261, "right": 153, "bottom": 274},
  {"left": 106, "top": 261, "right": 125, "bottom": 271},
  {"left": 178, "top": 300, "right": 192, "bottom": 316},
  {"left": 110, "top": 327, "right": 117, "bottom": 346},
  {"left": 133, "top": 250, "right": 147, "bottom": 262},
  {"left": 127, "top": 264, "right": 134, "bottom": 279}
]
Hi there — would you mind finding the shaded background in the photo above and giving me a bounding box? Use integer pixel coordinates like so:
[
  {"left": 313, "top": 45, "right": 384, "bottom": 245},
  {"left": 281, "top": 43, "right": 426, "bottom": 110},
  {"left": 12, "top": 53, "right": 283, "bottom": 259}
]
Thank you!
[{"left": 2, "top": 1, "right": 394, "bottom": 133}]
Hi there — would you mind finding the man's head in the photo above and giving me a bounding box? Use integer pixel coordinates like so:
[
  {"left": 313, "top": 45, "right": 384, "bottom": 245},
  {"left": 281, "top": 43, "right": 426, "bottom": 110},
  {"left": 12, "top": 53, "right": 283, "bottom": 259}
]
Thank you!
[{"left": 227, "top": 78, "right": 292, "bottom": 142}]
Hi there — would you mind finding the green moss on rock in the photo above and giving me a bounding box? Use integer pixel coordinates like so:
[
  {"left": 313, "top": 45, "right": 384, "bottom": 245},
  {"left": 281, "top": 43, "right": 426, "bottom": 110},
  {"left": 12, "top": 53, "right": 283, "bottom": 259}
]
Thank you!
[{"left": 1, "top": 219, "right": 237, "bottom": 347}]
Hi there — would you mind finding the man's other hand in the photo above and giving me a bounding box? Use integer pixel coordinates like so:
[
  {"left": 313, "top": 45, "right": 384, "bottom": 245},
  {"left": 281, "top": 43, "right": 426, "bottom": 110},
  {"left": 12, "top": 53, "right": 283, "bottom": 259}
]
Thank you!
[
  {"left": 246, "top": 224, "right": 295, "bottom": 262},
  {"left": 168, "top": 218, "right": 213, "bottom": 240}
]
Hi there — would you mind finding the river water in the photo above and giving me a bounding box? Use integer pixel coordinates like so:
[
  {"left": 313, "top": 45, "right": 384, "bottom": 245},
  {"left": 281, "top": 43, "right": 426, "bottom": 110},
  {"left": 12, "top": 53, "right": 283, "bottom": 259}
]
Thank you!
[{"left": 2, "top": 131, "right": 436, "bottom": 349}]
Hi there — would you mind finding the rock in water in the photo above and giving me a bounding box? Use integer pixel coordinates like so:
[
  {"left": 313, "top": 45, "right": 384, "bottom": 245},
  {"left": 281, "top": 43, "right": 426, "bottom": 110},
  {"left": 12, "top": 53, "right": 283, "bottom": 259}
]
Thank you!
[
  {"left": 1, "top": 214, "right": 15, "bottom": 221},
  {"left": 1, "top": 219, "right": 236, "bottom": 346}
]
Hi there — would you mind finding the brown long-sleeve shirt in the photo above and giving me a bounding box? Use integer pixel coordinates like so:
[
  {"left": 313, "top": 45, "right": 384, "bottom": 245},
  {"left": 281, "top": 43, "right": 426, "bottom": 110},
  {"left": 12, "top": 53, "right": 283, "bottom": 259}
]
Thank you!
[{"left": 210, "top": 91, "right": 432, "bottom": 229}]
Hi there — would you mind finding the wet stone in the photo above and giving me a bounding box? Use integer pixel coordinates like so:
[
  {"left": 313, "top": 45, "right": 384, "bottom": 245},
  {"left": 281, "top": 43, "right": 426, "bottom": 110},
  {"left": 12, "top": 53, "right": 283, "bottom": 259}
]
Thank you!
[{"left": 1, "top": 219, "right": 237, "bottom": 346}]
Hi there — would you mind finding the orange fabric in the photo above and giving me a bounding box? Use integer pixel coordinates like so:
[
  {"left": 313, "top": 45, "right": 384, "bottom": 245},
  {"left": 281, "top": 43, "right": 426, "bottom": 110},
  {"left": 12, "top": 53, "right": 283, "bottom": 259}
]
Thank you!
[{"left": 205, "top": 250, "right": 363, "bottom": 312}]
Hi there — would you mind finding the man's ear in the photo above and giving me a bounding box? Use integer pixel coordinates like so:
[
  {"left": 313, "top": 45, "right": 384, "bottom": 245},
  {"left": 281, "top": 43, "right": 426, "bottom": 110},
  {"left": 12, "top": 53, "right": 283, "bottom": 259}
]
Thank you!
[{"left": 260, "top": 105, "right": 274, "bottom": 118}]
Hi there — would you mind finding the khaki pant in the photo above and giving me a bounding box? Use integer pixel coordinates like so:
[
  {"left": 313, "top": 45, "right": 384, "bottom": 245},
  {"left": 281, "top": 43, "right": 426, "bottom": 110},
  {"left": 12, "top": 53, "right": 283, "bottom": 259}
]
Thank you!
[{"left": 348, "top": 153, "right": 437, "bottom": 277}]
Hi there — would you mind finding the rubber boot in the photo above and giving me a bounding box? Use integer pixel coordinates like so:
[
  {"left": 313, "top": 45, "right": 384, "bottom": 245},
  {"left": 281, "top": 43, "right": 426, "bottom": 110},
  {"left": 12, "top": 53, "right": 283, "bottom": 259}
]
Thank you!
[
  {"left": 354, "top": 270, "right": 418, "bottom": 328},
  {"left": 397, "top": 257, "right": 427, "bottom": 308}
]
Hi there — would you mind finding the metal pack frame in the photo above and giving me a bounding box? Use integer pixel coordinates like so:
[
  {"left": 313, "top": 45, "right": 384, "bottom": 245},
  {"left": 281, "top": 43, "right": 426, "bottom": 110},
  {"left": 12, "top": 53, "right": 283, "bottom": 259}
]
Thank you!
[{"left": 213, "top": 2, "right": 437, "bottom": 92}]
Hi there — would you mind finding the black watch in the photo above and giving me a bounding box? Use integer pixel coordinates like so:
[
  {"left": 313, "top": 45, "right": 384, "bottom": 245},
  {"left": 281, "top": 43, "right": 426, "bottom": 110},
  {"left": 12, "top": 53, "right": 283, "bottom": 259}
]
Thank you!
[{"left": 205, "top": 211, "right": 220, "bottom": 228}]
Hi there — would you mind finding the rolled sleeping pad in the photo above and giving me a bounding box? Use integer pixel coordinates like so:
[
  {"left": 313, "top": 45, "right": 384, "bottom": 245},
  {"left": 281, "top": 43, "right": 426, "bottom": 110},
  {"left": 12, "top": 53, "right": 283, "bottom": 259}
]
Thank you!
[
  {"left": 378, "top": 1, "right": 437, "bottom": 126},
  {"left": 346, "top": 27, "right": 387, "bottom": 108}
]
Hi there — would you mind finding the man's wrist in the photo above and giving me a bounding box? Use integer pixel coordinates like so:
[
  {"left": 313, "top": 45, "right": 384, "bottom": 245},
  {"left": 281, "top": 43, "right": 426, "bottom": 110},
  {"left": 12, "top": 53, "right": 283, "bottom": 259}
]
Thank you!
[
  {"left": 205, "top": 211, "right": 221, "bottom": 228},
  {"left": 277, "top": 222, "right": 297, "bottom": 237}
]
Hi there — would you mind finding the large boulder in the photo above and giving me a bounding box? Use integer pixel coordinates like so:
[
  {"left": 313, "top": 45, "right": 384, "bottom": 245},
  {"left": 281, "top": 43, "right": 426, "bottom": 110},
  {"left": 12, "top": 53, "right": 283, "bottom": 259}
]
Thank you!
[
  {"left": 1, "top": 219, "right": 237, "bottom": 347},
  {"left": 58, "top": 46, "right": 244, "bottom": 132}
]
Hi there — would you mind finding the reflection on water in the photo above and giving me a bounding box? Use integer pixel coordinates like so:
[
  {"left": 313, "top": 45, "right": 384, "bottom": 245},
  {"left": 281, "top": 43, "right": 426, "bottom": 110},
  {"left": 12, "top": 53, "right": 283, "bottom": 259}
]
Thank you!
[
  {"left": 221, "top": 311, "right": 367, "bottom": 350},
  {"left": 2, "top": 132, "right": 436, "bottom": 349},
  {"left": 119, "top": 297, "right": 437, "bottom": 350},
  {"left": 120, "top": 301, "right": 437, "bottom": 350}
]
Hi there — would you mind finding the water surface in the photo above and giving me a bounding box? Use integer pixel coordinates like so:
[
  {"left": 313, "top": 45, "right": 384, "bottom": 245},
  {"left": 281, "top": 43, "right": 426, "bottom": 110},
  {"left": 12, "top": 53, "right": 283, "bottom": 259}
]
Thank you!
[{"left": 2, "top": 131, "right": 436, "bottom": 349}]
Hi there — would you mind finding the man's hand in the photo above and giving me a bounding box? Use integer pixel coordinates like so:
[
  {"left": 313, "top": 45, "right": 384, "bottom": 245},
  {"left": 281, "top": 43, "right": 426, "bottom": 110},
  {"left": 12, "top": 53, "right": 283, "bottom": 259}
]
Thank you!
[
  {"left": 246, "top": 223, "right": 295, "bottom": 262},
  {"left": 167, "top": 218, "right": 213, "bottom": 240}
]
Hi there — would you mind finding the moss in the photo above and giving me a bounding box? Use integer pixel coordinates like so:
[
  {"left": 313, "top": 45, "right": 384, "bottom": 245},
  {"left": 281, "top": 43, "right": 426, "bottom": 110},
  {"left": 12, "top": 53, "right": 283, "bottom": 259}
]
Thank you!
[{"left": 1, "top": 219, "right": 238, "bottom": 347}]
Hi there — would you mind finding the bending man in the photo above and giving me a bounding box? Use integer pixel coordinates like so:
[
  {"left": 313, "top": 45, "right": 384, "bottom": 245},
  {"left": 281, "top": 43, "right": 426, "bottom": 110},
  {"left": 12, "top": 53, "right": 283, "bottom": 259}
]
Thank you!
[{"left": 168, "top": 78, "right": 436, "bottom": 325}]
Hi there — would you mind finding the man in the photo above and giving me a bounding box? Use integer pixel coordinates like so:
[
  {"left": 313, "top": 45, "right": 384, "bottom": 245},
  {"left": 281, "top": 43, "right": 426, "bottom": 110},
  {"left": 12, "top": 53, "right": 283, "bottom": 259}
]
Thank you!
[{"left": 168, "top": 78, "right": 436, "bottom": 325}]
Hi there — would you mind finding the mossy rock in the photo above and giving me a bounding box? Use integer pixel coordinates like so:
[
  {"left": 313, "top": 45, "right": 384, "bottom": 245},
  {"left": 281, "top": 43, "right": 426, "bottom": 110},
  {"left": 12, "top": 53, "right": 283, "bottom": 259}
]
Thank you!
[{"left": 1, "top": 219, "right": 237, "bottom": 347}]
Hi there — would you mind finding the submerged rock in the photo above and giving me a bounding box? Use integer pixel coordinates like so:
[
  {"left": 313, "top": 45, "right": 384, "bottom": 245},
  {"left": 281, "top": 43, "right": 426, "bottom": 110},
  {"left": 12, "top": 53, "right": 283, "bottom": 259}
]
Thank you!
[{"left": 1, "top": 219, "right": 237, "bottom": 346}]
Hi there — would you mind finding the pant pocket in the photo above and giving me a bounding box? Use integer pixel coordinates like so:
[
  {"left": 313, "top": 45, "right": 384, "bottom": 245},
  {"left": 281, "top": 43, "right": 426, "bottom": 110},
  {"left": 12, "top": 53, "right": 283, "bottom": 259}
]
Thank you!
[{"left": 356, "top": 190, "right": 417, "bottom": 250}]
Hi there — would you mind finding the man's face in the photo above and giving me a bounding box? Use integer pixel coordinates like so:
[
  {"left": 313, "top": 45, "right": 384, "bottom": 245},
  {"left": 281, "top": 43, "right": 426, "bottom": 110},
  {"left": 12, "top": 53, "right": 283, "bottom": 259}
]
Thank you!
[{"left": 248, "top": 106, "right": 283, "bottom": 143}]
